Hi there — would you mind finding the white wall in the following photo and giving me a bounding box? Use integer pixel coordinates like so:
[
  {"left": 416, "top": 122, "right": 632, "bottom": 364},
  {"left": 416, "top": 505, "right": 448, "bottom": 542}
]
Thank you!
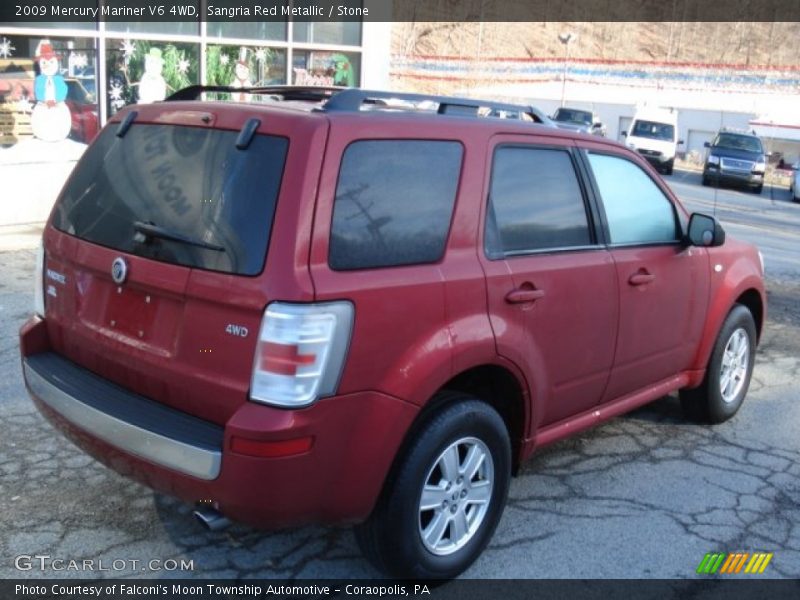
[{"left": 360, "top": 22, "right": 392, "bottom": 89}]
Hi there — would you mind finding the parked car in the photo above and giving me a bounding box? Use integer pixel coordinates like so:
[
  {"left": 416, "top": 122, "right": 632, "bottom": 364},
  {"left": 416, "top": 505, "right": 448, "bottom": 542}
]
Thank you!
[
  {"left": 702, "top": 129, "right": 767, "bottom": 194},
  {"left": 622, "top": 107, "right": 683, "bottom": 175},
  {"left": 20, "top": 86, "right": 766, "bottom": 580},
  {"left": 64, "top": 78, "right": 99, "bottom": 144},
  {"left": 551, "top": 106, "right": 605, "bottom": 136},
  {"left": 788, "top": 161, "right": 799, "bottom": 203}
]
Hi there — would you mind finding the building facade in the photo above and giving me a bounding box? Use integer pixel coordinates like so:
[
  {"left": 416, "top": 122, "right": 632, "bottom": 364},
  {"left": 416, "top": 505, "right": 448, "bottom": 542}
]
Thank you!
[{"left": 0, "top": 19, "right": 390, "bottom": 147}]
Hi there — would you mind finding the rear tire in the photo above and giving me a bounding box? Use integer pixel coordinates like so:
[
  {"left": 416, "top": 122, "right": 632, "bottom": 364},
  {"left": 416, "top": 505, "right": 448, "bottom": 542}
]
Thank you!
[
  {"left": 354, "top": 394, "right": 511, "bottom": 579},
  {"left": 680, "top": 305, "right": 757, "bottom": 424}
]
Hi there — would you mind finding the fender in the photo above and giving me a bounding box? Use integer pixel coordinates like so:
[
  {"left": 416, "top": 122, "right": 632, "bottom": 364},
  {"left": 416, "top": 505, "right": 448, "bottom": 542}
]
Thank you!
[{"left": 689, "top": 244, "right": 766, "bottom": 381}]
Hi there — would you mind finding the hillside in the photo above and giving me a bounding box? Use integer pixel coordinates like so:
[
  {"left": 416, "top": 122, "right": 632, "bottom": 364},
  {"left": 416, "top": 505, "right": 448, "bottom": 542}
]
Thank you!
[{"left": 391, "top": 21, "right": 800, "bottom": 67}]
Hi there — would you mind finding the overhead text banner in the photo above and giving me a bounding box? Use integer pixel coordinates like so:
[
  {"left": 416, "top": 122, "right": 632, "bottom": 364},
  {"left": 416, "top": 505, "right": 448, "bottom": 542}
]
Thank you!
[{"left": 2, "top": 0, "right": 800, "bottom": 23}]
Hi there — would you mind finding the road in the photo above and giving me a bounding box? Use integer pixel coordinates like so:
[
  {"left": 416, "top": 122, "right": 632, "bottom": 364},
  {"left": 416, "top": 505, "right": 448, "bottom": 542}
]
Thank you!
[
  {"left": 665, "top": 169, "right": 800, "bottom": 281},
  {"left": 0, "top": 171, "right": 798, "bottom": 580}
]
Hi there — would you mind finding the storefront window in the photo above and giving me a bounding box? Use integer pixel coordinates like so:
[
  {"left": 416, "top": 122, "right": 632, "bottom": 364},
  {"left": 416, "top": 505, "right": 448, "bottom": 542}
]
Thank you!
[
  {"left": 0, "top": 35, "right": 99, "bottom": 147},
  {"left": 292, "top": 50, "right": 359, "bottom": 87},
  {"left": 105, "top": 22, "right": 200, "bottom": 36},
  {"left": 293, "top": 22, "right": 361, "bottom": 46},
  {"left": 207, "top": 22, "right": 286, "bottom": 42},
  {"left": 105, "top": 39, "right": 199, "bottom": 117},
  {"left": 206, "top": 45, "right": 287, "bottom": 88}
]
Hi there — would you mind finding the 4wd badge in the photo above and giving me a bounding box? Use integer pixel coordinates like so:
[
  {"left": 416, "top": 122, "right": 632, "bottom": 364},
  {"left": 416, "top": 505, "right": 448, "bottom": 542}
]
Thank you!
[{"left": 111, "top": 257, "right": 128, "bottom": 284}]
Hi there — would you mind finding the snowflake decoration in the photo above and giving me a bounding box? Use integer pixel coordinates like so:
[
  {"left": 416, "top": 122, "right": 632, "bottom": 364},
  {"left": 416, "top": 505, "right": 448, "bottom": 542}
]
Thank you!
[
  {"left": 120, "top": 40, "right": 136, "bottom": 61},
  {"left": 16, "top": 97, "right": 33, "bottom": 113},
  {"left": 0, "top": 36, "right": 15, "bottom": 59},
  {"left": 219, "top": 54, "right": 230, "bottom": 66},
  {"left": 72, "top": 53, "right": 88, "bottom": 69},
  {"left": 255, "top": 48, "right": 268, "bottom": 63},
  {"left": 109, "top": 82, "right": 126, "bottom": 109},
  {"left": 177, "top": 58, "right": 191, "bottom": 75}
]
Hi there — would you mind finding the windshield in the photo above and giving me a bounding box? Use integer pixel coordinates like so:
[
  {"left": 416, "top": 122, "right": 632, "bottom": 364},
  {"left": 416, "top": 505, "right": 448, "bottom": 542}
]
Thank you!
[
  {"left": 52, "top": 123, "right": 288, "bottom": 276},
  {"left": 553, "top": 108, "right": 592, "bottom": 125},
  {"left": 714, "top": 133, "right": 763, "bottom": 154},
  {"left": 631, "top": 120, "right": 675, "bottom": 141}
]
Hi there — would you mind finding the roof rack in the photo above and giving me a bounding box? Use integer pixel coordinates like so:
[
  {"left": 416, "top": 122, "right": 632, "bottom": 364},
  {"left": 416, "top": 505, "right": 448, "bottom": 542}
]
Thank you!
[
  {"left": 166, "top": 85, "right": 345, "bottom": 102},
  {"left": 166, "top": 85, "right": 553, "bottom": 125},
  {"left": 322, "top": 88, "right": 551, "bottom": 124}
]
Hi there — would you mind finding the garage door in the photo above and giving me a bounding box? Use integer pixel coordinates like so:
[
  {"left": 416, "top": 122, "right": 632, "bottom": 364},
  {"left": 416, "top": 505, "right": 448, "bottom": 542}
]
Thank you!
[{"left": 687, "top": 130, "right": 715, "bottom": 163}]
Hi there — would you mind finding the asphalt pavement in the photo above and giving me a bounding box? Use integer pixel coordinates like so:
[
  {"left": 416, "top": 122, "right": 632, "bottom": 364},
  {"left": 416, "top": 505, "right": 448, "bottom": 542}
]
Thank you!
[{"left": 0, "top": 171, "right": 798, "bottom": 580}]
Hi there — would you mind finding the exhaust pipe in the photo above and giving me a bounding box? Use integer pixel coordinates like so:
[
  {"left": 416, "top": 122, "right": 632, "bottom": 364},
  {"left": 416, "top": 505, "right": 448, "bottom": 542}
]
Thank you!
[{"left": 193, "top": 506, "right": 231, "bottom": 531}]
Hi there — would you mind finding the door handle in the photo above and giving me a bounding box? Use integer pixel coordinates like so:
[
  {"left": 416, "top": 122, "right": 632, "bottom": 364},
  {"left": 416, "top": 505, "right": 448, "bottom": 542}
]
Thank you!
[
  {"left": 628, "top": 271, "right": 655, "bottom": 286},
  {"left": 505, "top": 287, "right": 546, "bottom": 304}
]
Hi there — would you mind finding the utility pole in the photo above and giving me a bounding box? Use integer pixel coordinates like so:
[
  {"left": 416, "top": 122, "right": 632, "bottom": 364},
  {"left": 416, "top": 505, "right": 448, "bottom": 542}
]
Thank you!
[{"left": 559, "top": 32, "right": 576, "bottom": 107}]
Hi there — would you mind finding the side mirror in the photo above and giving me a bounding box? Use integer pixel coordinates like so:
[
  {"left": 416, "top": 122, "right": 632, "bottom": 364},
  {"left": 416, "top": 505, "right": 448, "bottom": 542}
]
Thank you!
[
  {"left": 687, "top": 213, "right": 725, "bottom": 248},
  {"left": 621, "top": 131, "right": 627, "bottom": 137},
  {"left": 703, "top": 141, "right": 711, "bottom": 148},
  {"left": 678, "top": 139, "right": 685, "bottom": 145}
]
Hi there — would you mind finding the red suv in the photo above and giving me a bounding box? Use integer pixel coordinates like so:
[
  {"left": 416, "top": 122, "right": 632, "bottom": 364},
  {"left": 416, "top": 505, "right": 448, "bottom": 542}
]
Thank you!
[{"left": 20, "top": 87, "right": 766, "bottom": 579}]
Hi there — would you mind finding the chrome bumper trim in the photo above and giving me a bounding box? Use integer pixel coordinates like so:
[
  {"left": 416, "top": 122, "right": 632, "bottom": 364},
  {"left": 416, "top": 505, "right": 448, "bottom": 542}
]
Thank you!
[{"left": 23, "top": 360, "right": 221, "bottom": 480}]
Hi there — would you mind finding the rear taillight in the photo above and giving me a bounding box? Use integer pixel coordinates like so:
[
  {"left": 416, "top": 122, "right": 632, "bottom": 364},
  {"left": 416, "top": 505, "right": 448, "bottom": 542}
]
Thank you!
[
  {"left": 250, "top": 302, "right": 354, "bottom": 408},
  {"left": 34, "top": 241, "right": 45, "bottom": 317}
]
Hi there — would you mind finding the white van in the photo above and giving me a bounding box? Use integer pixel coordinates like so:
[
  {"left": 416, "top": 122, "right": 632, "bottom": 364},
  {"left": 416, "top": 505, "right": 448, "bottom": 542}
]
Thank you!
[{"left": 622, "top": 107, "right": 683, "bottom": 175}]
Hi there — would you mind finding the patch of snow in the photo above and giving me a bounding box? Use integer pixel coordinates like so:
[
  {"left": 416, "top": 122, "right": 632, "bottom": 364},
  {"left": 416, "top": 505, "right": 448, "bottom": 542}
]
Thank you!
[{"left": 0, "top": 138, "right": 87, "bottom": 166}]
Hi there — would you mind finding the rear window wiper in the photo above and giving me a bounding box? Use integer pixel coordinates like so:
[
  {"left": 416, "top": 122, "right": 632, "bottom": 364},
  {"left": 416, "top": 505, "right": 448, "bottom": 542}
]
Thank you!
[{"left": 132, "top": 221, "right": 225, "bottom": 252}]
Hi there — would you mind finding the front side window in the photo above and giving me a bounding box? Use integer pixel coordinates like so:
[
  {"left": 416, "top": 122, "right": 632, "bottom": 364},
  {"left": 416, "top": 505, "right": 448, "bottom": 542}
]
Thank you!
[
  {"left": 587, "top": 153, "right": 679, "bottom": 245},
  {"left": 486, "top": 146, "right": 592, "bottom": 257},
  {"left": 329, "top": 140, "right": 463, "bottom": 270}
]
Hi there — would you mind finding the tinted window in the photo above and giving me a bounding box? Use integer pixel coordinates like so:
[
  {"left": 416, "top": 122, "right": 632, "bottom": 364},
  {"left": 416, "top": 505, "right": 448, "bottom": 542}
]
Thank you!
[
  {"left": 588, "top": 153, "right": 679, "bottom": 245},
  {"left": 329, "top": 141, "right": 463, "bottom": 270},
  {"left": 486, "top": 147, "right": 592, "bottom": 257},
  {"left": 52, "top": 124, "right": 288, "bottom": 276}
]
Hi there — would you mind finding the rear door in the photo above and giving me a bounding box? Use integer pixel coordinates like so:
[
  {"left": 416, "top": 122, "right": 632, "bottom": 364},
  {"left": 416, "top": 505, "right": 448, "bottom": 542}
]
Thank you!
[
  {"left": 479, "top": 134, "right": 618, "bottom": 429},
  {"left": 579, "top": 146, "right": 709, "bottom": 402}
]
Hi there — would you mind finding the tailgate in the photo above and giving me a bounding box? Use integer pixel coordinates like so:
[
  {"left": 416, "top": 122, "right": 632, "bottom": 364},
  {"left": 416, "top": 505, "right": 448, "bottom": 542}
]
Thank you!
[{"left": 40, "top": 110, "right": 306, "bottom": 425}]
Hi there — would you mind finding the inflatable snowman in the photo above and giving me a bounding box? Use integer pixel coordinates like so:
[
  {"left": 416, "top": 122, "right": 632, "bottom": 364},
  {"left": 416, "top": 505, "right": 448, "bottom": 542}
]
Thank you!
[
  {"left": 230, "top": 47, "right": 252, "bottom": 102},
  {"left": 31, "top": 41, "right": 72, "bottom": 142},
  {"left": 138, "top": 48, "right": 167, "bottom": 104}
]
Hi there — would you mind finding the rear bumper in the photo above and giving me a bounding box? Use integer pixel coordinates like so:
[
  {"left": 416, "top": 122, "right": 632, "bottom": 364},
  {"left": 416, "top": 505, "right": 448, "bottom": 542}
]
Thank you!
[
  {"left": 20, "top": 316, "right": 418, "bottom": 528},
  {"left": 23, "top": 353, "right": 222, "bottom": 480}
]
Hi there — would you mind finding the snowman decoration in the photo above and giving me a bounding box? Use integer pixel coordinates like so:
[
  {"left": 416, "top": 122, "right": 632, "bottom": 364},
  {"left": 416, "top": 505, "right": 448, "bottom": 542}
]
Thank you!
[
  {"left": 31, "top": 41, "right": 71, "bottom": 142},
  {"left": 230, "top": 47, "right": 252, "bottom": 102},
  {"left": 137, "top": 47, "right": 167, "bottom": 104}
]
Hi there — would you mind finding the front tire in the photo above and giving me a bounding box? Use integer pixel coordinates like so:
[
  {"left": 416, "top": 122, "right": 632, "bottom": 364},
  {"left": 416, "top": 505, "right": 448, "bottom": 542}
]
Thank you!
[
  {"left": 753, "top": 184, "right": 763, "bottom": 195},
  {"left": 664, "top": 159, "right": 674, "bottom": 176},
  {"left": 680, "top": 305, "right": 757, "bottom": 424},
  {"left": 354, "top": 394, "right": 511, "bottom": 579}
]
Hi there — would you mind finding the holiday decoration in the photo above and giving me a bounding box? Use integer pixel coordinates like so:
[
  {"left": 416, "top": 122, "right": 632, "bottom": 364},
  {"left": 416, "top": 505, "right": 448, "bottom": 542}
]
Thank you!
[
  {"left": 331, "top": 54, "right": 355, "bottom": 87},
  {"left": 0, "top": 37, "right": 15, "bottom": 59},
  {"left": 137, "top": 47, "right": 167, "bottom": 103},
  {"left": 230, "top": 47, "right": 253, "bottom": 101},
  {"left": 31, "top": 41, "right": 71, "bottom": 142}
]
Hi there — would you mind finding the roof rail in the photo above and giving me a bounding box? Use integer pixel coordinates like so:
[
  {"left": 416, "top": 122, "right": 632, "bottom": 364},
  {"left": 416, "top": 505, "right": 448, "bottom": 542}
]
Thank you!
[
  {"left": 166, "top": 85, "right": 553, "bottom": 125},
  {"left": 166, "top": 85, "right": 345, "bottom": 102},
  {"left": 322, "top": 88, "right": 551, "bottom": 124}
]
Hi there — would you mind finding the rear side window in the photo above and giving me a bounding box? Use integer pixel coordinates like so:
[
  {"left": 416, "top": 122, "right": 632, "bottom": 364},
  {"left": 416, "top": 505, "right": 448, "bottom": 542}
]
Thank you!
[
  {"left": 587, "top": 153, "right": 679, "bottom": 245},
  {"left": 52, "top": 124, "right": 288, "bottom": 276},
  {"left": 486, "top": 146, "right": 592, "bottom": 257},
  {"left": 329, "top": 140, "right": 463, "bottom": 270}
]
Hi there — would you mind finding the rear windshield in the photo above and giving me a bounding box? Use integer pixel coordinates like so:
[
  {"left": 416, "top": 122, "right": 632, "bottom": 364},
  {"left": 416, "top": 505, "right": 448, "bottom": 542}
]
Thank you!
[
  {"left": 51, "top": 123, "right": 288, "bottom": 276},
  {"left": 631, "top": 119, "right": 675, "bottom": 141},
  {"left": 553, "top": 108, "right": 592, "bottom": 125}
]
